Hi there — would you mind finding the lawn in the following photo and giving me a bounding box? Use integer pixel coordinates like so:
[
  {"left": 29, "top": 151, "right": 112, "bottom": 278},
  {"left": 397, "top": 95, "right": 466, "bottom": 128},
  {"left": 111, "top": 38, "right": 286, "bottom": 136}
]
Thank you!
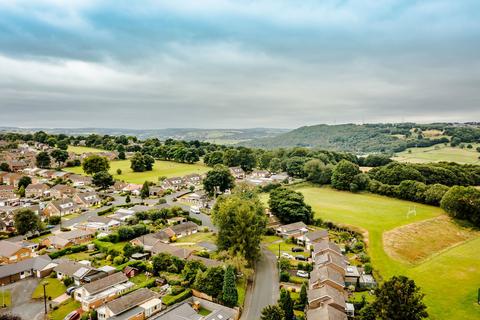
[
  {"left": 65, "top": 159, "right": 209, "bottom": 184},
  {"left": 290, "top": 184, "right": 480, "bottom": 319},
  {"left": 67, "top": 145, "right": 106, "bottom": 154},
  {"left": 0, "top": 289, "right": 11, "bottom": 307},
  {"left": 49, "top": 299, "right": 81, "bottom": 320},
  {"left": 32, "top": 278, "right": 66, "bottom": 300},
  {"left": 264, "top": 235, "right": 310, "bottom": 258},
  {"left": 236, "top": 277, "right": 247, "bottom": 307},
  {"left": 393, "top": 143, "right": 480, "bottom": 164}
]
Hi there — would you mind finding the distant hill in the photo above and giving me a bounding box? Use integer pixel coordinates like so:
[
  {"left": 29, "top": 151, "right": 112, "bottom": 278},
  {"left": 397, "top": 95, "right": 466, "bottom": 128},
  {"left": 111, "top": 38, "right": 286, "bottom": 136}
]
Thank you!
[
  {"left": 0, "top": 127, "right": 289, "bottom": 144},
  {"left": 242, "top": 123, "right": 480, "bottom": 153}
]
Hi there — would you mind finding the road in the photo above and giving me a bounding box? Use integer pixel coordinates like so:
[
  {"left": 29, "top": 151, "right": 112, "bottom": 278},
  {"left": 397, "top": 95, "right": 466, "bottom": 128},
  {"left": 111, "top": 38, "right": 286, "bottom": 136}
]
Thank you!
[
  {"left": 0, "top": 278, "right": 44, "bottom": 319},
  {"left": 241, "top": 247, "right": 279, "bottom": 320}
]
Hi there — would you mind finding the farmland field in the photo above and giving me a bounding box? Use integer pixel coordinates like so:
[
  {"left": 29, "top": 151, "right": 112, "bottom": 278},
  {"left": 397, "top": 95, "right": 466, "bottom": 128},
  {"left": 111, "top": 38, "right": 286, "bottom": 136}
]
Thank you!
[
  {"left": 393, "top": 143, "right": 480, "bottom": 164},
  {"left": 65, "top": 159, "right": 209, "bottom": 184},
  {"left": 289, "top": 184, "right": 480, "bottom": 320},
  {"left": 67, "top": 145, "right": 106, "bottom": 154}
]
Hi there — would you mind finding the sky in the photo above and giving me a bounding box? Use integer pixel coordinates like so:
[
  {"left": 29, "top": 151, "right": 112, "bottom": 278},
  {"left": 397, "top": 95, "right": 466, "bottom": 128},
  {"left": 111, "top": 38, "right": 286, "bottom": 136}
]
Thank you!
[{"left": 0, "top": 0, "right": 479, "bottom": 129}]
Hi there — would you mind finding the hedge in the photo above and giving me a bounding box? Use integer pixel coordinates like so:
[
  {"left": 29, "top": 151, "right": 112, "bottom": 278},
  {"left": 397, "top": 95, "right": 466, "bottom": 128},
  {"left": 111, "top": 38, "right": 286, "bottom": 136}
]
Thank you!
[
  {"left": 162, "top": 289, "right": 192, "bottom": 306},
  {"left": 48, "top": 244, "right": 88, "bottom": 259}
]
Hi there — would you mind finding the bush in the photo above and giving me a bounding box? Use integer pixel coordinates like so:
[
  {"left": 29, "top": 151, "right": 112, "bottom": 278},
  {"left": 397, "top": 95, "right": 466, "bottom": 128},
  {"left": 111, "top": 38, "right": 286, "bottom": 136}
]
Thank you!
[
  {"left": 280, "top": 271, "right": 290, "bottom": 282},
  {"left": 162, "top": 289, "right": 192, "bottom": 306},
  {"left": 49, "top": 244, "right": 88, "bottom": 259},
  {"left": 63, "top": 276, "right": 74, "bottom": 287},
  {"left": 364, "top": 263, "right": 373, "bottom": 274},
  {"left": 113, "top": 255, "right": 125, "bottom": 265}
]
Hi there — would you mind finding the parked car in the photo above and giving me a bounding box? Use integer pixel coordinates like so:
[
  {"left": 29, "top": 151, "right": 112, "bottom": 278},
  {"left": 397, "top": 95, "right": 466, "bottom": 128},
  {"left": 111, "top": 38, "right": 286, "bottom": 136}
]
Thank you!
[
  {"left": 190, "top": 206, "right": 201, "bottom": 214},
  {"left": 66, "top": 286, "right": 79, "bottom": 296},
  {"left": 64, "top": 310, "right": 80, "bottom": 320},
  {"left": 296, "top": 270, "right": 309, "bottom": 278},
  {"left": 295, "top": 255, "right": 307, "bottom": 261},
  {"left": 281, "top": 252, "right": 294, "bottom": 259},
  {"left": 291, "top": 247, "right": 304, "bottom": 252}
]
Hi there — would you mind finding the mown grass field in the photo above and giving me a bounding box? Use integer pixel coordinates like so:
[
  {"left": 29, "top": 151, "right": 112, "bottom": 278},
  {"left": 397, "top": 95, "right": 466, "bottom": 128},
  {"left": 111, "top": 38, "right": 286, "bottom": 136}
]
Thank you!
[
  {"left": 67, "top": 145, "right": 106, "bottom": 154},
  {"left": 393, "top": 143, "right": 480, "bottom": 164},
  {"left": 290, "top": 184, "right": 480, "bottom": 320},
  {"left": 65, "top": 159, "right": 209, "bottom": 184},
  {"left": 32, "top": 278, "right": 66, "bottom": 300}
]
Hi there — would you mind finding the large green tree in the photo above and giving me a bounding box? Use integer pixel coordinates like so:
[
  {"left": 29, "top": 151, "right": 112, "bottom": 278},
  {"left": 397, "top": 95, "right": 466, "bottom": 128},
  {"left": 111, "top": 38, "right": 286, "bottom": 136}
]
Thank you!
[
  {"left": 18, "top": 176, "right": 32, "bottom": 189},
  {"left": 371, "top": 276, "right": 428, "bottom": 320},
  {"left": 50, "top": 149, "right": 69, "bottom": 167},
  {"left": 92, "top": 171, "right": 114, "bottom": 190},
  {"left": 130, "top": 152, "right": 154, "bottom": 172},
  {"left": 36, "top": 151, "right": 51, "bottom": 168},
  {"left": 203, "top": 165, "right": 235, "bottom": 196},
  {"left": 260, "top": 305, "right": 284, "bottom": 320},
  {"left": 304, "top": 159, "right": 334, "bottom": 185},
  {"left": 269, "top": 187, "right": 313, "bottom": 224},
  {"left": 331, "top": 159, "right": 361, "bottom": 190},
  {"left": 14, "top": 209, "right": 42, "bottom": 235},
  {"left": 82, "top": 155, "right": 110, "bottom": 175},
  {"left": 140, "top": 181, "right": 150, "bottom": 199},
  {"left": 193, "top": 267, "right": 225, "bottom": 298},
  {"left": 211, "top": 187, "right": 267, "bottom": 262},
  {"left": 440, "top": 186, "right": 480, "bottom": 226},
  {"left": 278, "top": 289, "right": 294, "bottom": 320},
  {"left": 222, "top": 266, "right": 238, "bottom": 307}
]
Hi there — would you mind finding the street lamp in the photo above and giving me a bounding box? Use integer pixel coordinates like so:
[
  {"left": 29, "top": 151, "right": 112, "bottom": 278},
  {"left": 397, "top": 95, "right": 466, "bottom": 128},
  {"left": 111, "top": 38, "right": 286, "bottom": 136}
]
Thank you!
[
  {"left": 2, "top": 283, "right": 4, "bottom": 307},
  {"left": 43, "top": 282, "right": 49, "bottom": 314}
]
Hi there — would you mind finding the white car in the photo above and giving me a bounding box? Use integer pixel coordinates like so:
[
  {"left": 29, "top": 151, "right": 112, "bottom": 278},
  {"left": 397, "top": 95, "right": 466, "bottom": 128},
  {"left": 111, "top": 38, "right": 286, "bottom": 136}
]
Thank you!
[
  {"left": 281, "top": 252, "right": 294, "bottom": 259},
  {"left": 296, "top": 270, "right": 309, "bottom": 278},
  {"left": 189, "top": 206, "right": 201, "bottom": 214}
]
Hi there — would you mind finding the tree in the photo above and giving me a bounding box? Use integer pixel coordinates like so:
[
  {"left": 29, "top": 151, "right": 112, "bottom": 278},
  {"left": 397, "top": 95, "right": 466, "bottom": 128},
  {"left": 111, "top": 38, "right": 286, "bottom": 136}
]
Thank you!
[
  {"left": 331, "top": 160, "right": 361, "bottom": 190},
  {"left": 440, "top": 186, "right": 480, "bottom": 227},
  {"left": 269, "top": 187, "right": 313, "bottom": 224},
  {"left": 36, "top": 151, "right": 51, "bottom": 168},
  {"left": 304, "top": 159, "right": 333, "bottom": 185},
  {"left": 82, "top": 155, "right": 109, "bottom": 175},
  {"left": 123, "top": 243, "right": 143, "bottom": 258},
  {"left": 130, "top": 152, "right": 154, "bottom": 172},
  {"left": 14, "top": 209, "right": 42, "bottom": 235},
  {"left": 140, "top": 181, "right": 150, "bottom": 199},
  {"left": 18, "top": 176, "right": 32, "bottom": 189},
  {"left": 222, "top": 266, "right": 238, "bottom": 307},
  {"left": 284, "top": 157, "right": 307, "bottom": 178},
  {"left": 237, "top": 148, "right": 256, "bottom": 172},
  {"left": 278, "top": 289, "right": 294, "bottom": 320},
  {"left": 0, "top": 162, "right": 10, "bottom": 172},
  {"left": 192, "top": 267, "right": 225, "bottom": 298},
  {"left": 50, "top": 149, "right": 69, "bottom": 167},
  {"left": 0, "top": 315, "right": 22, "bottom": 320},
  {"left": 223, "top": 149, "right": 240, "bottom": 167},
  {"left": 125, "top": 194, "right": 131, "bottom": 203},
  {"left": 299, "top": 283, "right": 308, "bottom": 309},
  {"left": 118, "top": 151, "right": 126, "bottom": 160},
  {"left": 182, "top": 260, "right": 206, "bottom": 284},
  {"left": 371, "top": 276, "right": 428, "bottom": 320},
  {"left": 92, "top": 171, "right": 114, "bottom": 190},
  {"left": 211, "top": 189, "right": 267, "bottom": 262},
  {"left": 204, "top": 151, "right": 224, "bottom": 167},
  {"left": 116, "top": 169, "right": 122, "bottom": 175},
  {"left": 260, "top": 305, "right": 284, "bottom": 320},
  {"left": 56, "top": 139, "right": 69, "bottom": 150},
  {"left": 203, "top": 165, "right": 235, "bottom": 196},
  {"left": 17, "top": 186, "right": 25, "bottom": 198},
  {"left": 269, "top": 158, "right": 282, "bottom": 173}
]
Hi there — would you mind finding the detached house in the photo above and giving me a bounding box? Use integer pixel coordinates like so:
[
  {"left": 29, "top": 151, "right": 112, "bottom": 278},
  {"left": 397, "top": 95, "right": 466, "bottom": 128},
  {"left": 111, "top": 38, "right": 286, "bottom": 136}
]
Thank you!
[
  {"left": 276, "top": 222, "right": 309, "bottom": 238},
  {"left": 70, "top": 174, "right": 92, "bottom": 187},
  {"left": 0, "top": 255, "right": 55, "bottom": 285},
  {"left": 297, "top": 229, "right": 329, "bottom": 250},
  {"left": 0, "top": 185, "right": 16, "bottom": 200},
  {"left": 74, "top": 192, "right": 101, "bottom": 208},
  {"left": 184, "top": 173, "right": 202, "bottom": 186},
  {"left": 42, "top": 229, "right": 94, "bottom": 249},
  {"left": 165, "top": 221, "right": 198, "bottom": 239},
  {"left": 49, "top": 184, "right": 77, "bottom": 199},
  {"left": 229, "top": 167, "right": 245, "bottom": 179},
  {"left": 96, "top": 288, "right": 162, "bottom": 320},
  {"left": 74, "top": 272, "right": 134, "bottom": 311},
  {"left": 161, "top": 177, "right": 185, "bottom": 191},
  {"left": 25, "top": 183, "right": 49, "bottom": 198},
  {"left": 2, "top": 173, "right": 23, "bottom": 187},
  {"left": 0, "top": 240, "right": 33, "bottom": 264},
  {"left": 43, "top": 198, "right": 79, "bottom": 217},
  {"left": 312, "top": 240, "right": 343, "bottom": 261}
]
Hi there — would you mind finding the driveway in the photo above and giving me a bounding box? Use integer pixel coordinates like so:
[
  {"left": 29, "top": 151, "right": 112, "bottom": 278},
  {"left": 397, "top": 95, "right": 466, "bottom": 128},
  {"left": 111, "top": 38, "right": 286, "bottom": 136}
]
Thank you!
[
  {"left": 0, "top": 278, "right": 44, "bottom": 319},
  {"left": 241, "top": 247, "right": 279, "bottom": 320}
]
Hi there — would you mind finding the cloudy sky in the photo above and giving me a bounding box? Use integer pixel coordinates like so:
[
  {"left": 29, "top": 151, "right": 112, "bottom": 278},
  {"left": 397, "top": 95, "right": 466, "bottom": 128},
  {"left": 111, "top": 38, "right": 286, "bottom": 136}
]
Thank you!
[{"left": 0, "top": 0, "right": 479, "bottom": 129}]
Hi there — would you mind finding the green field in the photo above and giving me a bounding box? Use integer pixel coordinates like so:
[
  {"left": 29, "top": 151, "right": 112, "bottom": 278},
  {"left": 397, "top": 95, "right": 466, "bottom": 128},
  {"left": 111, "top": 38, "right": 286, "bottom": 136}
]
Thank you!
[
  {"left": 32, "top": 278, "right": 66, "bottom": 299},
  {"left": 65, "top": 159, "right": 209, "bottom": 184},
  {"left": 393, "top": 143, "right": 480, "bottom": 164},
  {"left": 290, "top": 184, "right": 480, "bottom": 320},
  {"left": 67, "top": 145, "right": 106, "bottom": 154}
]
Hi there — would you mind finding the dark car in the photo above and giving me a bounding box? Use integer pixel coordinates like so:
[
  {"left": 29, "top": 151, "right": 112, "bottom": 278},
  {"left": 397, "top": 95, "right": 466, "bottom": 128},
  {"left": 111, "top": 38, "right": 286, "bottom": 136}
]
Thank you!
[
  {"left": 295, "top": 255, "right": 307, "bottom": 261},
  {"left": 291, "top": 247, "right": 304, "bottom": 252},
  {"left": 66, "top": 286, "right": 79, "bottom": 296},
  {"left": 64, "top": 310, "right": 80, "bottom": 320}
]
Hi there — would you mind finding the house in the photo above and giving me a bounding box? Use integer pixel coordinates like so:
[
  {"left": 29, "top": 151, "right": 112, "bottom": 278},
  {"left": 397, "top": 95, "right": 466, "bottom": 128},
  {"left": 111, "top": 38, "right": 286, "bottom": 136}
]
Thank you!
[
  {"left": 0, "top": 240, "right": 33, "bottom": 264},
  {"left": 0, "top": 255, "right": 56, "bottom": 285},
  {"left": 161, "top": 177, "right": 185, "bottom": 191},
  {"left": 183, "top": 173, "right": 203, "bottom": 186},
  {"left": 186, "top": 255, "right": 223, "bottom": 268},
  {"left": 79, "top": 216, "right": 120, "bottom": 232},
  {"left": 166, "top": 217, "right": 187, "bottom": 225},
  {"left": 112, "top": 181, "right": 128, "bottom": 192},
  {"left": 229, "top": 167, "right": 245, "bottom": 179},
  {"left": 345, "top": 265, "right": 361, "bottom": 287},
  {"left": 2, "top": 173, "right": 23, "bottom": 187},
  {"left": 306, "top": 304, "right": 347, "bottom": 320},
  {"left": 69, "top": 174, "right": 93, "bottom": 187},
  {"left": 165, "top": 221, "right": 198, "bottom": 239},
  {"left": 123, "top": 266, "right": 140, "bottom": 278},
  {"left": 74, "top": 192, "right": 101, "bottom": 208},
  {"left": 25, "top": 183, "right": 49, "bottom": 198},
  {"left": 181, "top": 191, "right": 207, "bottom": 208},
  {"left": 297, "top": 229, "right": 329, "bottom": 250},
  {"left": 0, "top": 185, "right": 16, "bottom": 200},
  {"left": 74, "top": 272, "right": 134, "bottom": 311},
  {"left": 96, "top": 288, "right": 162, "bottom": 320},
  {"left": 149, "top": 186, "right": 163, "bottom": 197},
  {"left": 309, "top": 266, "right": 345, "bottom": 292},
  {"left": 276, "top": 221, "right": 308, "bottom": 238},
  {"left": 312, "top": 240, "right": 343, "bottom": 260},
  {"left": 307, "top": 283, "right": 346, "bottom": 312},
  {"left": 42, "top": 229, "right": 94, "bottom": 249},
  {"left": 109, "top": 208, "right": 136, "bottom": 222},
  {"left": 150, "top": 242, "right": 193, "bottom": 260},
  {"left": 43, "top": 198, "right": 79, "bottom": 217},
  {"left": 313, "top": 252, "right": 347, "bottom": 275},
  {"left": 155, "top": 297, "right": 238, "bottom": 320},
  {"left": 54, "top": 260, "right": 106, "bottom": 285},
  {"left": 49, "top": 184, "right": 77, "bottom": 199},
  {"left": 249, "top": 170, "right": 271, "bottom": 179}
]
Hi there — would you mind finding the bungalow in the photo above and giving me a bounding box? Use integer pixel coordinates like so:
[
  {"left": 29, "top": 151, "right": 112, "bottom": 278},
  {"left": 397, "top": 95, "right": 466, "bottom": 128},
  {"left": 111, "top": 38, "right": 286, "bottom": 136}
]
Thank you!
[
  {"left": 181, "top": 191, "right": 207, "bottom": 208},
  {"left": 2, "top": 173, "right": 23, "bottom": 187},
  {"left": 313, "top": 252, "right": 347, "bottom": 276},
  {"left": 307, "top": 283, "right": 346, "bottom": 312},
  {"left": 161, "top": 177, "right": 185, "bottom": 191},
  {"left": 306, "top": 304, "right": 347, "bottom": 320},
  {"left": 25, "top": 183, "right": 49, "bottom": 198},
  {"left": 186, "top": 255, "right": 223, "bottom": 268},
  {"left": 96, "top": 288, "right": 162, "bottom": 320},
  {"left": 131, "top": 231, "right": 171, "bottom": 249},
  {"left": 155, "top": 297, "right": 237, "bottom": 320},
  {"left": 0, "top": 255, "right": 55, "bottom": 285},
  {"left": 249, "top": 170, "right": 271, "bottom": 179},
  {"left": 312, "top": 240, "right": 343, "bottom": 261},
  {"left": 276, "top": 221, "right": 309, "bottom": 238},
  {"left": 43, "top": 198, "right": 79, "bottom": 217},
  {"left": 74, "top": 272, "right": 134, "bottom": 311},
  {"left": 165, "top": 221, "right": 198, "bottom": 239},
  {"left": 149, "top": 186, "right": 163, "bottom": 197},
  {"left": 80, "top": 216, "right": 120, "bottom": 231},
  {"left": 54, "top": 260, "right": 106, "bottom": 285},
  {"left": 296, "top": 229, "right": 329, "bottom": 250},
  {"left": 74, "top": 192, "right": 101, "bottom": 208},
  {"left": 229, "top": 167, "right": 245, "bottom": 179},
  {"left": 109, "top": 208, "right": 135, "bottom": 222},
  {"left": 0, "top": 240, "right": 33, "bottom": 264},
  {"left": 49, "top": 184, "right": 77, "bottom": 199},
  {"left": 183, "top": 173, "right": 203, "bottom": 186},
  {"left": 0, "top": 185, "right": 16, "bottom": 200},
  {"left": 42, "top": 229, "right": 94, "bottom": 249},
  {"left": 309, "top": 266, "right": 345, "bottom": 292},
  {"left": 69, "top": 174, "right": 93, "bottom": 187},
  {"left": 150, "top": 242, "right": 194, "bottom": 260}
]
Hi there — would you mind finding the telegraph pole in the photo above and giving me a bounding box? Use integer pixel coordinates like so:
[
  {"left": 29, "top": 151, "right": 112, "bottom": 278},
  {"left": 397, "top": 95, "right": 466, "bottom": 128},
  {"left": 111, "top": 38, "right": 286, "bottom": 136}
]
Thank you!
[{"left": 43, "top": 282, "right": 48, "bottom": 315}]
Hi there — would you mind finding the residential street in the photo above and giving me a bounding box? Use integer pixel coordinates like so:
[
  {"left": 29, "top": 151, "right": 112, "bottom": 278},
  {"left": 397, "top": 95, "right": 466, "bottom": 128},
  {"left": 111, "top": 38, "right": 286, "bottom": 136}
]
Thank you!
[
  {"left": 0, "top": 278, "right": 44, "bottom": 319},
  {"left": 241, "top": 247, "right": 279, "bottom": 320}
]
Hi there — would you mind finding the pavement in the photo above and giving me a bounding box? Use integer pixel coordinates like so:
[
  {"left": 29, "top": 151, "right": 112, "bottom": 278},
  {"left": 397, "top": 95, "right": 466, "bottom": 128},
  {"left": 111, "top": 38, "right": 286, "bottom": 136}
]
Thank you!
[
  {"left": 241, "top": 247, "right": 279, "bottom": 320},
  {"left": 0, "top": 278, "right": 45, "bottom": 319}
]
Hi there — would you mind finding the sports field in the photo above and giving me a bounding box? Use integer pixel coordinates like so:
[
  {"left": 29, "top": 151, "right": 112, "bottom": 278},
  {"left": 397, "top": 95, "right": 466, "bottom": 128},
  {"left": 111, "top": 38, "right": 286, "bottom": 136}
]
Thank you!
[
  {"left": 393, "top": 143, "right": 480, "bottom": 164},
  {"left": 291, "top": 184, "right": 480, "bottom": 320},
  {"left": 65, "top": 159, "right": 209, "bottom": 184},
  {"left": 67, "top": 145, "right": 106, "bottom": 154}
]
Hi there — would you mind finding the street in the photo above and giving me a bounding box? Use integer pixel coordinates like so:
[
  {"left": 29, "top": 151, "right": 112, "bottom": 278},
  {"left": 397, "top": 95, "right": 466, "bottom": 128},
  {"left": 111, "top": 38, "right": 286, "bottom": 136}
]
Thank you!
[
  {"left": 241, "top": 247, "right": 279, "bottom": 320},
  {"left": 0, "top": 278, "right": 44, "bottom": 319}
]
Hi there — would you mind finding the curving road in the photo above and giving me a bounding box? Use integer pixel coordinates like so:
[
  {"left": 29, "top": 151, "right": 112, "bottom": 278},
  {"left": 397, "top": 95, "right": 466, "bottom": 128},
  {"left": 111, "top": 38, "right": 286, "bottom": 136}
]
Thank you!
[{"left": 241, "top": 247, "right": 279, "bottom": 320}]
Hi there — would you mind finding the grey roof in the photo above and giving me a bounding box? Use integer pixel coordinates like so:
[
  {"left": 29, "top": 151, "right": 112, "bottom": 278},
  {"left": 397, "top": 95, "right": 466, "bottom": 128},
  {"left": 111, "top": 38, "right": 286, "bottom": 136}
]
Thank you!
[
  {"left": 56, "top": 229, "right": 94, "bottom": 240},
  {"left": 0, "top": 240, "right": 24, "bottom": 257},
  {"left": 54, "top": 260, "right": 89, "bottom": 277},
  {"left": 306, "top": 304, "right": 347, "bottom": 320},
  {"left": 313, "top": 240, "right": 342, "bottom": 256},
  {"left": 0, "top": 255, "right": 52, "bottom": 278},
  {"left": 278, "top": 221, "right": 307, "bottom": 232},
  {"left": 308, "top": 284, "right": 346, "bottom": 308},
  {"left": 154, "top": 302, "right": 202, "bottom": 320},
  {"left": 169, "top": 221, "right": 198, "bottom": 234},
  {"left": 309, "top": 266, "right": 345, "bottom": 288},
  {"left": 151, "top": 242, "right": 193, "bottom": 259},
  {"left": 186, "top": 255, "right": 223, "bottom": 268},
  {"left": 106, "top": 288, "right": 157, "bottom": 315},
  {"left": 314, "top": 252, "right": 347, "bottom": 270},
  {"left": 305, "top": 229, "right": 329, "bottom": 242},
  {"left": 83, "top": 272, "right": 128, "bottom": 295}
]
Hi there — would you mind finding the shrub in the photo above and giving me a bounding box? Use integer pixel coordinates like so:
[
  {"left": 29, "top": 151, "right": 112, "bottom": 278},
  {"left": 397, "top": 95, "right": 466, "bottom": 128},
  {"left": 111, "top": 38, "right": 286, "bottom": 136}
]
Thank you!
[
  {"left": 162, "top": 289, "right": 192, "bottom": 306},
  {"left": 280, "top": 271, "right": 290, "bottom": 282}
]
